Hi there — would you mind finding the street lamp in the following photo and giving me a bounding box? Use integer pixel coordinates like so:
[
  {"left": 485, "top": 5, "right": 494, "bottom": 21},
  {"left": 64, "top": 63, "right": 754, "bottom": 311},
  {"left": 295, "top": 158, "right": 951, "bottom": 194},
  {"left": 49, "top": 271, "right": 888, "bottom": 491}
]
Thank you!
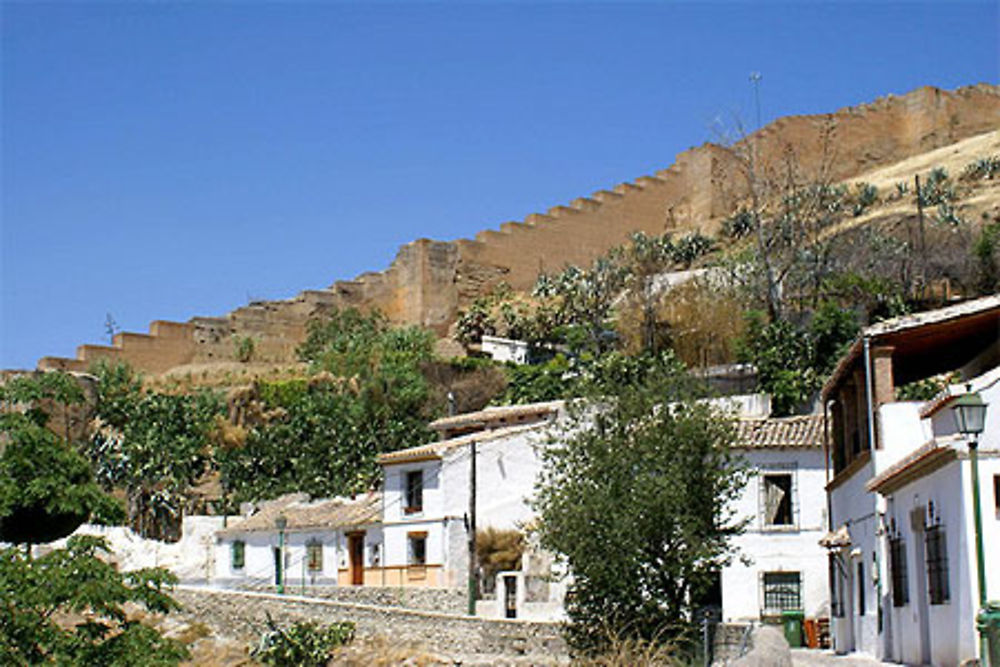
[
  {"left": 952, "top": 388, "right": 989, "bottom": 663},
  {"left": 275, "top": 515, "right": 287, "bottom": 595}
]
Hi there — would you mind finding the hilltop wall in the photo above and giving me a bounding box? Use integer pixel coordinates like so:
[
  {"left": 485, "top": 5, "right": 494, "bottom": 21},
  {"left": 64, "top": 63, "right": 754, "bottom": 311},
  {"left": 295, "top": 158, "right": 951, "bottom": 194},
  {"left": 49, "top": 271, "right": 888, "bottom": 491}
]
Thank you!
[{"left": 37, "top": 84, "right": 1000, "bottom": 375}]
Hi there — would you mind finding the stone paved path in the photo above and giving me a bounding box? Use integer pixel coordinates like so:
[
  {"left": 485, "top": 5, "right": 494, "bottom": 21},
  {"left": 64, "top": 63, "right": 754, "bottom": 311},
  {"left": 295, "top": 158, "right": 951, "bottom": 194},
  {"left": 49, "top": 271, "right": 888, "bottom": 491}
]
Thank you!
[{"left": 791, "top": 648, "right": 910, "bottom": 666}]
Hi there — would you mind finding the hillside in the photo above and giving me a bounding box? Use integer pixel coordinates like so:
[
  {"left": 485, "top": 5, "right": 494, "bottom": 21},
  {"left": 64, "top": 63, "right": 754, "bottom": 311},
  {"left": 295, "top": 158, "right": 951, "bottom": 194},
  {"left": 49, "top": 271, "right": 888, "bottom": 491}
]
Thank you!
[{"left": 34, "top": 83, "right": 1000, "bottom": 378}]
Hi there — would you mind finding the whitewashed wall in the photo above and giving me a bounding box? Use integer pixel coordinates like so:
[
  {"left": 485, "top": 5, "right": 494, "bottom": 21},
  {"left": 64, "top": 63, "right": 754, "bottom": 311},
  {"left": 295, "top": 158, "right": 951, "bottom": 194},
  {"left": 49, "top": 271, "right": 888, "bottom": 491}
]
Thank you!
[{"left": 722, "top": 447, "right": 829, "bottom": 621}]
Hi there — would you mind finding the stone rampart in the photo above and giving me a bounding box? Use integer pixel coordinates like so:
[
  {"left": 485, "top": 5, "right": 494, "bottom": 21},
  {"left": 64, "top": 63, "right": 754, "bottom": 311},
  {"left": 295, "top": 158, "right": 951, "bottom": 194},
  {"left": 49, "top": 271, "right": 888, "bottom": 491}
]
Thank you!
[
  {"left": 35, "top": 84, "right": 1000, "bottom": 375},
  {"left": 173, "top": 586, "right": 566, "bottom": 661}
]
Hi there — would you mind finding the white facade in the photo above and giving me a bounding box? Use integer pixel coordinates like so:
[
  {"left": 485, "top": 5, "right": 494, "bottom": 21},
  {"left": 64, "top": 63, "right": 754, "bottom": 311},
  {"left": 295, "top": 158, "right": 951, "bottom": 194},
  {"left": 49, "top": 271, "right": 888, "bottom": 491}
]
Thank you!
[
  {"left": 380, "top": 421, "right": 566, "bottom": 616},
  {"left": 827, "top": 363, "right": 1000, "bottom": 664},
  {"left": 722, "top": 446, "right": 829, "bottom": 622},
  {"left": 480, "top": 335, "right": 532, "bottom": 365},
  {"left": 869, "top": 369, "right": 1000, "bottom": 667},
  {"left": 214, "top": 527, "right": 343, "bottom": 590}
]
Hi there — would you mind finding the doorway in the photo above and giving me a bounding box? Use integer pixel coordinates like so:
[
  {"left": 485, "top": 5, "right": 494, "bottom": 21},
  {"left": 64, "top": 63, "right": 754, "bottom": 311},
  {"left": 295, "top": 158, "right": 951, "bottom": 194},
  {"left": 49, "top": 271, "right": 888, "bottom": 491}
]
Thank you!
[
  {"left": 272, "top": 547, "right": 282, "bottom": 586},
  {"left": 348, "top": 532, "right": 365, "bottom": 586},
  {"left": 910, "top": 507, "right": 932, "bottom": 666},
  {"left": 503, "top": 575, "right": 518, "bottom": 619}
]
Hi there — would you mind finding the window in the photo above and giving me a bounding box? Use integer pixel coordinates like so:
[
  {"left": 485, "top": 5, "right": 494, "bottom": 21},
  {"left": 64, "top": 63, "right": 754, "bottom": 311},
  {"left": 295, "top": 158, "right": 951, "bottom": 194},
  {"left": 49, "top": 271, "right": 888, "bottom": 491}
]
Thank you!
[
  {"left": 763, "top": 572, "right": 801, "bottom": 612},
  {"left": 889, "top": 535, "right": 909, "bottom": 607},
  {"left": 408, "top": 532, "right": 427, "bottom": 565},
  {"left": 762, "top": 473, "right": 794, "bottom": 526},
  {"left": 926, "top": 524, "right": 950, "bottom": 604},
  {"left": 829, "top": 555, "right": 845, "bottom": 618},
  {"left": 405, "top": 470, "right": 423, "bottom": 513},
  {"left": 231, "top": 540, "right": 245, "bottom": 570},
  {"left": 306, "top": 540, "right": 323, "bottom": 573},
  {"left": 994, "top": 475, "right": 999, "bottom": 516},
  {"left": 857, "top": 561, "right": 865, "bottom": 616}
]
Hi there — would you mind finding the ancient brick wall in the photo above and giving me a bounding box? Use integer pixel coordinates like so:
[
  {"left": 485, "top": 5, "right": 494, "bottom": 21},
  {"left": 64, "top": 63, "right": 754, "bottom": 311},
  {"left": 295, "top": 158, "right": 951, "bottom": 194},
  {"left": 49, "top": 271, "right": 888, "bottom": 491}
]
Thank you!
[{"left": 34, "top": 85, "right": 1000, "bottom": 375}]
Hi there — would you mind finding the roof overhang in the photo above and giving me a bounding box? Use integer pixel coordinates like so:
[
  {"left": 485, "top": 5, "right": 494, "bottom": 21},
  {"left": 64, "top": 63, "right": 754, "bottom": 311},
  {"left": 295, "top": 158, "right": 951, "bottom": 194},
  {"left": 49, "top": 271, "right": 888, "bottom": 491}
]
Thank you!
[
  {"left": 822, "top": 295, "right": 1000, "bottom": 400},
  {"left": 866, "top": 438, "right": 960, "bottom": 495}
]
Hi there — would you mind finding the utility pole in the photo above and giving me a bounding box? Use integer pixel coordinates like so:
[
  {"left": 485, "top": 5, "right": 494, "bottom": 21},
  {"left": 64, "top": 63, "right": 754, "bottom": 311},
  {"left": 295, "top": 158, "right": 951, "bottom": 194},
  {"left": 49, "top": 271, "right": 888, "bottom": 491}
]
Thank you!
[
  {"left": 467, "top": 439, "right": 477, "bottom": 616},
  {"left": 749, "top": 71, "right": 763, "bottom": 131},
  {"left": 914, "top": 174, "right": 928, "bottom": 297}
]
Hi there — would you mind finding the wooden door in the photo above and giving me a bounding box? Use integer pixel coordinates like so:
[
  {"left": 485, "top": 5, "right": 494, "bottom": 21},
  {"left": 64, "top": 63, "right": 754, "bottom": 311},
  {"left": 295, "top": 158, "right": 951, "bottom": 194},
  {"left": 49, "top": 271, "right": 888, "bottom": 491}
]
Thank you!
[{"left": 348, "top": 533, "right": 365, "bottom": 586}]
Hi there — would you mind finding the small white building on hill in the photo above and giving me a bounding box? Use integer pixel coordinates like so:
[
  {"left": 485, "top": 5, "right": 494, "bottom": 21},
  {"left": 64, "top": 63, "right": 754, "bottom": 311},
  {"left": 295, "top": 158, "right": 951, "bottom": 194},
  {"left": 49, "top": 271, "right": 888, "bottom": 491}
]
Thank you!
[
  {"left": 214, "top": 493, "right": 380, "bottom": 591},
  {"left": 722, "top": 415, "right": 829, "bottom": 624}
]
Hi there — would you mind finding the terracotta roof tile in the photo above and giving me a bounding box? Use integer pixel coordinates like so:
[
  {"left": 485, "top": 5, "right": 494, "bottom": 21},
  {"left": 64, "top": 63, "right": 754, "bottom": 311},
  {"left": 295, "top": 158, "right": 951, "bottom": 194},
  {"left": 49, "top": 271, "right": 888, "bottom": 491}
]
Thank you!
[
  {"left": 735, "top": 415, "right": 824, "bottom": 449},
  {"left": 428, "top": 400, "right": 564, "bottom": 432},
  {"left": 218, "top": 492, "right": 380, "bottom": 536},
  {"left": 378, "top": 422, "right": 549, "bottom": 465}
]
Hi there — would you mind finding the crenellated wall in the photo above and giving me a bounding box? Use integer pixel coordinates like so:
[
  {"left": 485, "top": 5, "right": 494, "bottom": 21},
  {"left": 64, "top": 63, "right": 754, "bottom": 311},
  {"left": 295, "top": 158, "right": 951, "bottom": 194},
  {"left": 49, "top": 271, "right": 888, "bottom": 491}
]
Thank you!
[{"left": 35, "top": 84, "right": 1000, "bottom": 375}]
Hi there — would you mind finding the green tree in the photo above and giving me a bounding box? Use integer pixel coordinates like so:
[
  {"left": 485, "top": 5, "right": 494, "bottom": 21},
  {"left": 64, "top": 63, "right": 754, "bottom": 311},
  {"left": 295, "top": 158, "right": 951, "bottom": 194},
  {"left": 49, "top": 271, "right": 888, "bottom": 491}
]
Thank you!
[
  {"left": 0, "top": 535, "right": 188, "bottom": 666},
  {"left": 219, "top": 309, "right": 437, "bottom": 504},
  {"left": 0, "top": 373, "right": 122, "bottom": 547},
  {"left": 88, "top": 362, "right": 224, "bottom": 540},
  {"left": 533, "top": 353, "right": 745, "bottom": 654}
]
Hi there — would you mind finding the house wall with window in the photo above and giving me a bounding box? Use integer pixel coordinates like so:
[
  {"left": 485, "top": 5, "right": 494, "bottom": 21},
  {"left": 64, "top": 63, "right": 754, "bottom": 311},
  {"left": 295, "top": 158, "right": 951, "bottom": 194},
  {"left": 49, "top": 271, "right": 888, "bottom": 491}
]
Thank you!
[
  {"left": 871, "top": 371, "right": 1000, "bottom": 667},
  {"left": 214, "top": 529, "right": 340, "bottom": 589},
  {"left": 379, "top": 424, "right": 550, "bottom": 590},
  {"left": 722, "top": 446, "right": 829, "bottom": 621}
]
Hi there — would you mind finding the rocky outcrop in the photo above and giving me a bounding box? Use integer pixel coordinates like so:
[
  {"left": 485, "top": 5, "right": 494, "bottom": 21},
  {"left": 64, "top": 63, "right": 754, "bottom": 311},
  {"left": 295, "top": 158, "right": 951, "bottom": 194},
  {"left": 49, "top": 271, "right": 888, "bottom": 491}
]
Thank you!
[{"left": 37, "top": 84, "right": 1000, "bottom": 374}]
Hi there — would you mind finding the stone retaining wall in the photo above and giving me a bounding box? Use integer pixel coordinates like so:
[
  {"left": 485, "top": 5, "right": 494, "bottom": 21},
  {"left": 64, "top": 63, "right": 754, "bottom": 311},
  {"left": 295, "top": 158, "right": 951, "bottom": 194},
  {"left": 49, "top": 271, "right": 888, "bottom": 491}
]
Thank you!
[
  {"left": 232, "top": 582, "right": 467, "bottom": 614},
  {"left": 174, "top": 586, "right": 566, "bottom": 661}
]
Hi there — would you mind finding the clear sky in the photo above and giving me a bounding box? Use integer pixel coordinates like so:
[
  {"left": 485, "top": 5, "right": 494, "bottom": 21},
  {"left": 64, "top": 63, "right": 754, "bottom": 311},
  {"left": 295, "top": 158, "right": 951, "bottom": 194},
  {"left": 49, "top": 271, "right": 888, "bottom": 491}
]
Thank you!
[{"left": 2, "top": 1, "right": 997, "bottom": 370}]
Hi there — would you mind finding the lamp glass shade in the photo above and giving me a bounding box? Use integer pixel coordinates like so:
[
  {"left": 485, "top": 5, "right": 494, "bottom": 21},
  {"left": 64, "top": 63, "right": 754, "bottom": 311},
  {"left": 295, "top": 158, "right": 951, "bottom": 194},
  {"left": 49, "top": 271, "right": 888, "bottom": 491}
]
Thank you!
[
  {"left": 952, "top": 392, "right": 987, "bottom": 435},
  {"left": 275, "top": 515, "right": 288, "bottom": 531}
]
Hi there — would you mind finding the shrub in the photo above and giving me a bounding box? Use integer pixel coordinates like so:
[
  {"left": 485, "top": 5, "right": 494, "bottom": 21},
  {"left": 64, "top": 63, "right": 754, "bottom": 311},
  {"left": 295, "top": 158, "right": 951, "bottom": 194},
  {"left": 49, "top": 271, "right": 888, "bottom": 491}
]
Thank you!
[
  {"left": 233, "top": 335, "right": 256, "bottom": 363},
  {"left": 251, "top": 618, "right": 355, "bottom": 667},
  {"left": 962, "top": 155, "right": 1000, "bottom": 181},
  {"left": 852, "top": 182, "right": 879, "bottom": 216},
  {"left": 917, "top": 167, "right": 955, "bottom": 207},
  {"left": 722, "top": 209, "right": 755, "bottom": 240}
]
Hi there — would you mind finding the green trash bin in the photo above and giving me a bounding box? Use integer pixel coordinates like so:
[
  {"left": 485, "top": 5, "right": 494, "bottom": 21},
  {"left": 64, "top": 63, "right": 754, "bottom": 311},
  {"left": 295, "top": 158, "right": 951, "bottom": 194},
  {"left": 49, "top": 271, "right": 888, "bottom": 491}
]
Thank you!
[
  {"left": 977, "top": 602, "right": 1000, "bottom": 667},
  {"left": 782, "top": 610, "right": 805, "bottom": 648}
]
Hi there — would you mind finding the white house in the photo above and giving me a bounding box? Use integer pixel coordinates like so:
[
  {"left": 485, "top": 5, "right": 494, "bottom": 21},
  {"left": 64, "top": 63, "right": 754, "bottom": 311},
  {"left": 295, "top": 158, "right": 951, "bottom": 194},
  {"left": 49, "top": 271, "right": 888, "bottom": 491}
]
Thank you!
[
  {"left": 821, "top": 294, "right": 1000, "bottom": 665},
  {"left": 214, "top": 493, "right": 381, "bottom": 591},
  {"left": 722, "top": 415, "right": 829, "bottom": 625},
  {"left": 375, "top": 401, "right": 567, "bottom": 619}
]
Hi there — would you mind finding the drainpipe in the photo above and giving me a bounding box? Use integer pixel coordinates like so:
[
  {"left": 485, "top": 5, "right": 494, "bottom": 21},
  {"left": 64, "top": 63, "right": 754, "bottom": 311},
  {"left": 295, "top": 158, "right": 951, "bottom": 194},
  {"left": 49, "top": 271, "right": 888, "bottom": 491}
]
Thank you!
[{"left": 863, "top": 337, "right": 876, "bottom": 453}]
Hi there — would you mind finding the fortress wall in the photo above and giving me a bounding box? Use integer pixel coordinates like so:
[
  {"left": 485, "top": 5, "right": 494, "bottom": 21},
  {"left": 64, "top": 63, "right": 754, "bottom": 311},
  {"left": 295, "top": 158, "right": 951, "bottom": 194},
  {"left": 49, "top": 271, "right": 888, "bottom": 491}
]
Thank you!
[{"left": 32, "top": 85, "right": 1000, "bottom": 374}]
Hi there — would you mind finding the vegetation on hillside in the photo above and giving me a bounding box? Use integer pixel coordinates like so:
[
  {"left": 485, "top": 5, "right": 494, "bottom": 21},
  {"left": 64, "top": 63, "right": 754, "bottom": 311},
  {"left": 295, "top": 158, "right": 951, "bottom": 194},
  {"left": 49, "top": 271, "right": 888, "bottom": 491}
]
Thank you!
[{"left": 0, "top": 373, "right": 187, "bottom": 666}]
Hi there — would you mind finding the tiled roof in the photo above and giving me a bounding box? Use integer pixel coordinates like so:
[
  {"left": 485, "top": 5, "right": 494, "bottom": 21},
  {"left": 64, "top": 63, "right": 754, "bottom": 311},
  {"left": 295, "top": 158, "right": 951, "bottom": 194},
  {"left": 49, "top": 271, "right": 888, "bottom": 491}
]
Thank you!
[
  {"left": 822, "top": 294, "right": 1000, "bottom": 398},
  {"left": 735, "top": 415, "right": 824, "bottom": 449},
  {"left": 378, "top": 422, "right": 548, "bottom": 465},
  {"left": 866, "top": 436, "right": 961, "bottom": 494},
  {"left": 428, "top": 400, "right": 564, "bottom": 432},
  {"left": 217, "top": 492, "right": 381, "bottom": 536}
]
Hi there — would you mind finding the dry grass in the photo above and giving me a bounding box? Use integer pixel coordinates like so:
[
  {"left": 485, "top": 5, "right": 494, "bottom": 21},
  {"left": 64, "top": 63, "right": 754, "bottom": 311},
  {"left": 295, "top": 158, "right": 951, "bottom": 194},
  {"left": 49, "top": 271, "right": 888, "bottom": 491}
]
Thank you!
[{"left": 328, "top": 636, "right": 451, "bottom": 666}]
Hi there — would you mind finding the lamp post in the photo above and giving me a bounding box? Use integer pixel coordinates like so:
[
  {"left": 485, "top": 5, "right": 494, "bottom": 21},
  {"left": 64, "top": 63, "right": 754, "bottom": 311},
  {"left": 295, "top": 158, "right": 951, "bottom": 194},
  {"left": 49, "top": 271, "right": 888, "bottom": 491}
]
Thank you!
[
  {"left": 952, "top": 388, "right": 989, "bottom": 663},
  {"left": 275, "top": 515, "right": 287, "bottom": 595}
]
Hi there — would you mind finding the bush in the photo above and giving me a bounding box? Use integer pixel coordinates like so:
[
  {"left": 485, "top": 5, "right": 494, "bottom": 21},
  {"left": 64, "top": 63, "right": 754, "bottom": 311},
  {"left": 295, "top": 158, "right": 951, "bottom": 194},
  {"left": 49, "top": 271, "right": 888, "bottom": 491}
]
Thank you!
[
  {"left": 852, "top": 182, "right": 878, "bottom": 216},
  {"left": 722, "top": 210, "right": 755, "bottom": 240},
  {"left": 962, "top": 155, "right": 1000, "bottom": 181},
  {"left": 251, "top": 618, "right": 355, "bottom": 667},
  {"left": 917, "top": 167, "right": 954, "bottom": 207},
  {"left": 233, "top": 335, "right": 256, "bottom": 363}
]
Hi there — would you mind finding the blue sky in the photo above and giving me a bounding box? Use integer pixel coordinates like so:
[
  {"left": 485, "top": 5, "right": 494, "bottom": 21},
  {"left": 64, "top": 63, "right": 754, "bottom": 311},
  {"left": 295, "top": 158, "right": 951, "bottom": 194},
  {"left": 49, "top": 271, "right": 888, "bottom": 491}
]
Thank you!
[{"left": 2, "top": 2, "right": 997, "bottom": 370}]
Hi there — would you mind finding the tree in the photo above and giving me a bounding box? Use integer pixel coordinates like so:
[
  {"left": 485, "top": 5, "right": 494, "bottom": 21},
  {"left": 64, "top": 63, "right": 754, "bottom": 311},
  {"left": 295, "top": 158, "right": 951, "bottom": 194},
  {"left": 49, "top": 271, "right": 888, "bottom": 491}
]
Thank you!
[
  {"left": 0, "top": 373, "right": 122, "bottom": 547},
  {"left": 533, "top": 353, "right": 746, "bottom": 654},
  {"left": 0, "top": 535, "right": 188, "bottom": 665},
  {"left": 88, "top": 362, "right": 224, "bottom": 540},
  {"left": 0, "top": 373, "right": 187, "bottom": 666},
  {"left": 218, "top": 309, "right": 438, "bottom": 504}
]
